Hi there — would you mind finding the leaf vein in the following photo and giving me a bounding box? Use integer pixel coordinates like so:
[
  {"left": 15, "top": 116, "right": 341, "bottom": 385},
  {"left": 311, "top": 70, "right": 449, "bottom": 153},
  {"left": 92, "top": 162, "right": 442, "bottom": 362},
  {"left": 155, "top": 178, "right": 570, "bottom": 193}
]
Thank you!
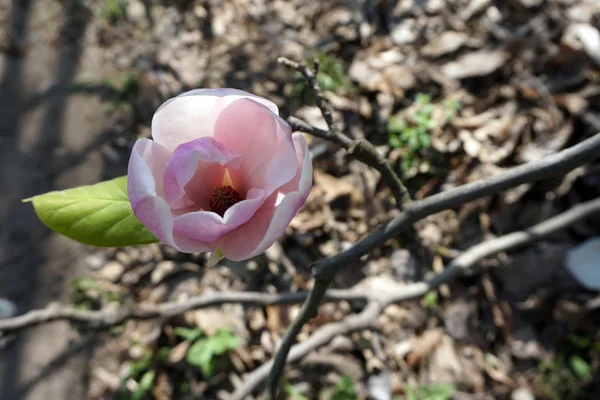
[
  {"left": 63, "top": 202, "right": 118, "bottom": 233},
  {"left": 104, "top": 213, "right": 135, "bottom": 237}
]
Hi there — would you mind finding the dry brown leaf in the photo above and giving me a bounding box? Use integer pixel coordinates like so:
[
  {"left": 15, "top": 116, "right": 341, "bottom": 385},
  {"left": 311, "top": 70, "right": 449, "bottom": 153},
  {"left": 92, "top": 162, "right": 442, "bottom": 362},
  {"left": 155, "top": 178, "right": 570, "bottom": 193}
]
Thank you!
[
  {"left": 193, "top": 304, "right": 249, "bottom": 343},
  {"left": 422, "top": 31, "right": 470, "bottom": 58},
  {"left": 266, "top": 305, "right": 282, "bottom": 336},
  {"left": 349, "top": 50, "right": 416, "bottom": 96},
  {"left": 484, "top": 353, "right": 516, "bottom": 387},
  {"left": 167, "top": 340, "right": 190, "bottom": 364},
  {"left": 313, "top": 170, "right": 364, "bottom": 204},
  {"left": 152, "top": 372, "right": 173, "bottom": 400},
  {"left": 426, "top": 335, "right": 464, "bottom": 384},
  {"left": 517, "top": 123, "right": 573, "bottom": 163},
  {"left": 442, "top": 50, "right": 508, "bottom": 79},
  {"left": 406, "top": 328, "right": 444, "bottom": 367},
  {"left": 247, "top": 308, "right": 266, "bottom": 332}
]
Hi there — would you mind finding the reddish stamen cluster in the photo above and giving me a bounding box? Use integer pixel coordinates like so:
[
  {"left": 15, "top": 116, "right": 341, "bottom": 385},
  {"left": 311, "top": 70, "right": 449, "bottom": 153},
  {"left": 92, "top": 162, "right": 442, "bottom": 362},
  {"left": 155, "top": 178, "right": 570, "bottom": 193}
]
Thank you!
[{"left": 209, "top": 185, "right": 242, "bottom": 216}]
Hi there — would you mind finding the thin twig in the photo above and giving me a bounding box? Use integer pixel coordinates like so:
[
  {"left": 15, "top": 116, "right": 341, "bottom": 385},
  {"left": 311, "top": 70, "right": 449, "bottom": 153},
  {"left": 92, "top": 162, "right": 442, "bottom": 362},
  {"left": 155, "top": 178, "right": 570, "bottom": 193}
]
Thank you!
[
  {"left": 231, "top": 196, "right": 600, "bottom": 399},
  {"left": 277, "top": 57, "right": 347, "bottom": 145},
  {"left": 287, "top": 116, "right": 331, "bottom": 142},
  {"left": 0, "top": 289, "right": 369, "bottom": 333},
  {"left": 232, "top": 302, "right": 382, "bottom": 400},
  {"left": 277, "top": 56, "right": 412, "bottom": 208},
  {"left": 264, "top": 132, "right": 600, "bottom": 396}
]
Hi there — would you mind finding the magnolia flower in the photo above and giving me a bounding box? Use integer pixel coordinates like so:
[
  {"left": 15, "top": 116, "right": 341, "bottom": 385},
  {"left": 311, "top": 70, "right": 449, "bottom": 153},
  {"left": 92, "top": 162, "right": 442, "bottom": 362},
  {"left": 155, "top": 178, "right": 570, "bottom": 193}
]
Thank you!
[{"left": 128, "top": 89, "right": 312, "bottom": 264}]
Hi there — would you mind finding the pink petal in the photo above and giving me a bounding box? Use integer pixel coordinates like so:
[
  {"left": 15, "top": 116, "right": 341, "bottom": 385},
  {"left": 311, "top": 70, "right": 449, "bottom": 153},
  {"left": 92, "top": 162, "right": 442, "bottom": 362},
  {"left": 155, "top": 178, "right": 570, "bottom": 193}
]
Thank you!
[
  {"left": 163, "top": 137, "right": 241, "bottom": 210},
  {"left": 152, "top": 88, "right": 280, "bottom": 152},
  {"left": 127, "top": 139, "right": 172, "bottom": 205},
  {"left": 213, "top": 98, "right": 297, "bottom": 197},
  {"left": 172, "top": 188, "right": 265, "bottom": 243},
  {"left": 220, "top": 134, "right": 312, "bottom": 261},
  {"left": 130, "top": 196, "right": 176, "bottom": 248}
]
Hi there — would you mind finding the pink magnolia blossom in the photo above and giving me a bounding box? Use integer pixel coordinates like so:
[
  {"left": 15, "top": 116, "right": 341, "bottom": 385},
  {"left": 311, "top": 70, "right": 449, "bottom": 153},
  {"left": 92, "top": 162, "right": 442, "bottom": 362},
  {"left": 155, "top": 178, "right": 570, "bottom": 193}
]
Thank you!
[{"left": 128, "top": 89, "right": 312, "bottom": 264}]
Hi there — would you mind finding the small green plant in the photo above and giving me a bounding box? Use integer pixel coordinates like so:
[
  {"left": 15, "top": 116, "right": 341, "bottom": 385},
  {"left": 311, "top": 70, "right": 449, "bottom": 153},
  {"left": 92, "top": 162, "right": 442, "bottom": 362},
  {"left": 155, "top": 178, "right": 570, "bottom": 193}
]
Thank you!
[
  {"left": 405, "top": 383, "right": 455, "bottom": 400},
  {"left": 422, "top": 291, "right": 438, "bottom": 310},
  {"left": 293, "top": 52, "right": 353, "bottom": 98},
  {"left": 388, "top": 94, "right": 460, "bottom": 173},
  {"left": 537, "top": 355, "right": 592, "bottom": 400},
  {"left": 70, "top": 277, "right": 122, "bottom": 310},
  {"left": 179, "top": 328, "right": 239, "bottom": 377},
  {"left": 104, "top": 72, "right": 140, "bottom": 104},
  {"left": 131, "top": 370, "right": 155, "bottom": 400},
  {"left": 332, "top": 376, "right": 358, "bottom": 400},
  {"left": 569, "top": 355, "right": 591, "bottom": 380},
  {"left": 103, "top": 0, "right": 128, "bottom": 24},
  {"left": 444, "top": 98, "right": 461, "bottom": 122},
  {"left": 284, "top": 383, "right": 309, "bottom": 400},
  {"left": 115, "top": 349, "right": 155, "bottom": 400}
]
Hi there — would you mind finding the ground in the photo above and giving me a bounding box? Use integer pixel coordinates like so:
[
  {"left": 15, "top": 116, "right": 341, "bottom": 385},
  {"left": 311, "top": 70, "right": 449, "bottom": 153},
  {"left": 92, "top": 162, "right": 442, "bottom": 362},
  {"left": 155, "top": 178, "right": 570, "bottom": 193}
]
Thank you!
[{"left": 1, "top": 0, "right": 600, "bottom": 399}]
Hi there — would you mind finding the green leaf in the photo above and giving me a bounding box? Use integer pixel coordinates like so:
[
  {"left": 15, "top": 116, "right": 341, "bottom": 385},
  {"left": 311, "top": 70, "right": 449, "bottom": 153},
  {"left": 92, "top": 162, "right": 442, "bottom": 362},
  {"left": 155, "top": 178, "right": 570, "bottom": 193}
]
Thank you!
[
  {"left": 186, "top": 338, "right": 215, "bottom": 377},
  {"left": 387, "top": 116, "right": 406, "bottom": 134},
  {"left": 419, "top": 383, "right": 455, "bottom": 400},
  {"left": 210, "top": 329, "right": 239, "bottom": 353},
  {"left": 332, "top": 376, "right": 357, "bottom": 400},
  {"left": 132, "top": 370, "right": 155, "bottom": 400},
  {"left": 388, "top": 134, "right": 402, "bottom": 148},
  {"left": 405, "top": 384, "right": 454, "bottom": 400},
  {"left": 285, "top": 383, "right": 309, "bottom": 400},
  {"left": 130, "top": 351, "right": 153, "bottom": 376},
  {"left": 422, "top": 291, "right": 438, "bottom": 309},
  {"left": 185, "top": 330, "right": 239, "bottom": 377},
  {"left": 24, "top": 176, "right": 158, "bottom": 247},
  {"left": 174, "top": 327, "right": 204, "bottom": 342},
  {"left": 569, "top": 355, "right": 591, "bottom": 379}
]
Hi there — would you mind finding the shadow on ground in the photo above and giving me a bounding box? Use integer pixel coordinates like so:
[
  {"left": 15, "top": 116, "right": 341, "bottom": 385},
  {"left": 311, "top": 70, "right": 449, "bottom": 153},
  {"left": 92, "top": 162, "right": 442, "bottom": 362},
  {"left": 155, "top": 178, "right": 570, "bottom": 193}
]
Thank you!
[{"left": 0, "top": 1, "right": 121, "bottom": 398}]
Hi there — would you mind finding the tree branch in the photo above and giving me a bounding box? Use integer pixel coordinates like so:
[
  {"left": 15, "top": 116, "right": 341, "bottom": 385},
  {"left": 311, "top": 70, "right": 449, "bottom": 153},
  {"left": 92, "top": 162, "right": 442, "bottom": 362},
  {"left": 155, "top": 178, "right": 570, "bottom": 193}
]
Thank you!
[
  {"left": 316, "top": 132, "right": 600, "bottom": 282},
  {"left": 233, "top": 301, "right": 382, "bottom": 400},
  {"left": 264, "top": 132, "right": 600, "bottom": 397},
  {"left": 277, "top": 56, "right": 412, "bottom": 208},
  {"left": 0, "top": 289, "right": 370, "bottom": 333},
  {"left": 232, "top": 196, "right": 600, "bottom": 399}
]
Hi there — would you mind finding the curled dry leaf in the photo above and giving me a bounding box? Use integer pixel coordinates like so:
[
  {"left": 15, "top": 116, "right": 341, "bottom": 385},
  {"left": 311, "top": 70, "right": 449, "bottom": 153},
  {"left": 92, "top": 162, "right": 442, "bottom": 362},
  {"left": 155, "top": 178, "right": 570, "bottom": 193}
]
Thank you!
[
  {"left": 421, "top": 31, "right": 470, "bottom": 58},
  {"left": 562, "top": 23, "right": 600, "bottom": 65},
  {"left": 441, "top": 50, "right": 508, "bottom": 79},
  {"left": 193, "top": 303, "right": 249, "bottom": 343},
  {"left": 458, "top": 103, "right": 527, "bottom": 164},
  {"left": 426, "top": 335, "right": 464, "bottom": 384},
  {"left": 312, "top": 170, "right": 364, "bottom": 204},
  {"left": 168, "top": 340, "right": 191, "bottom": 364},
  {"left": 349, "top": 50, "right": 416, "bottom": 95},
  {"left": 460, "top": 0, "right": 492, "bottom": 20},
  {"left": 406, "top": 328, "right": 445, "bottom": 367},
  {"left": 517, "top": 123, "right": 573, "bottom": 163}
]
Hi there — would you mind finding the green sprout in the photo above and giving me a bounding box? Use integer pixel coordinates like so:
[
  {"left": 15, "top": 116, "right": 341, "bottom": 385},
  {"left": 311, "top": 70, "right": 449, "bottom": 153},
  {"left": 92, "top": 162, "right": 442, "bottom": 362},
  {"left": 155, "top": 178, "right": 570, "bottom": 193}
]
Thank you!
[
  {"left": 405, "top": 383, "right": 455, "bottom": 400},
  {"left": 332, "top": 376, "right": 358, "bottom": 400},
  {"left": 422, "top": 291, "right": 438, "bottom": 310},
  {"left": 103, "top": 0, "right": 128, "bottom": 24},
  {"left": 388, "top": 94, "right": 461, "bottom": 173},
  {"left": 285, "top": 383, "right": 309, "bottom": 400},
  {"left": 116, "top": 349, "right": 155, "bottom": 400},
  {"left": 70, "top": 277, "right": 122, "bottom": 310},
  {"left": 293, "top": 51, "right": 353, "bottom": 99},
  {"left": 537, "top": 355, "right": 592, "bottom": 400},
  {"left": 184, "top": 329, "right": 239, "bottom": 377}
]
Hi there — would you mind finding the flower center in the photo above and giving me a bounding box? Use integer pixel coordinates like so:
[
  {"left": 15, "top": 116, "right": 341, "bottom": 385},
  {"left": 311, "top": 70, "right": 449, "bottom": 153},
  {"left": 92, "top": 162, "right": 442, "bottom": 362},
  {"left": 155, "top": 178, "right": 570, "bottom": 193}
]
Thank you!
[{"left": 209, "top": 185, "right": 242, "bottom": 216}]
